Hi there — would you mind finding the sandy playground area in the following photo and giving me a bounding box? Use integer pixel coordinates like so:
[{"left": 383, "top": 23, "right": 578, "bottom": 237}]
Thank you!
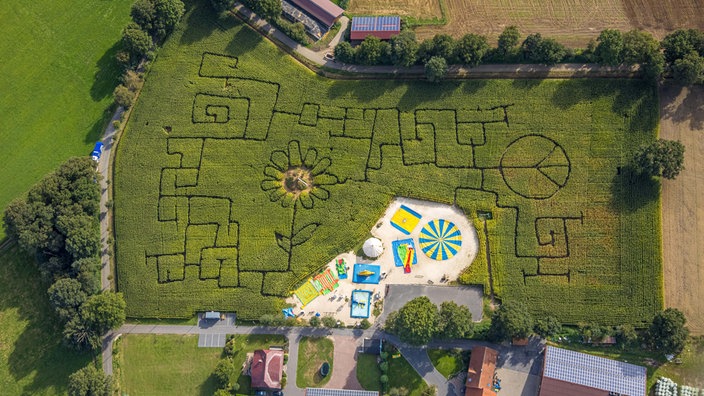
[{"left": 286, "top": 197, "right": 480, "bottom": 325}]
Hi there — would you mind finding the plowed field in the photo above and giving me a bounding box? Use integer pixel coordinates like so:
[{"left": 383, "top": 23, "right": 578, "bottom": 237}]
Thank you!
[{"left": 349, "top": 0, "right": 704, "bottom": 47}]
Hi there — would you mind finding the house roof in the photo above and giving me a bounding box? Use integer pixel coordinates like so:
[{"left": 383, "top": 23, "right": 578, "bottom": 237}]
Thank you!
[
  {"left": 305, "top": 389, "right": 379, "bottom": 396},
  {"left": 351, "top": 16, "right": 401, "bottom": 33},
  {"left": 539, "top": 346, "right": 646, "bottom": 396},
  {"left": 465, "top": 346, "right": 498, "bottom": 396},
  {"left": 289, "top": 0, "right": 344, "bottom": 27},
  {"left": 250, "top": 349, "right": 284, "bottom": 390}
]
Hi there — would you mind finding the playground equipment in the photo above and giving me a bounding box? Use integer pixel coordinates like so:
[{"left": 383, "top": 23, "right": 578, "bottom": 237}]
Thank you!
[
  {"left": 282, "top": 307, "right": 295, "bottom": 318},
  {"left": 403, "top": 246, "right": 415, "bottom": 273},
  {"left": 419, "top": 219, "right": 462, "bottom": 260},
  {"left": 350, "top": 289, "right": 373, "bottom": 318},
  {"left": 392, "top": 239, "right": 418, "bottom": 267},
  {"left": 390, "top": 204, "right": 423, "bottom": 235},
  {"left": 353, "top": 264, "right": 381, "bottom": 284},
  {"left": 336, "top": 258, "right": 348, "bottom": 279}
]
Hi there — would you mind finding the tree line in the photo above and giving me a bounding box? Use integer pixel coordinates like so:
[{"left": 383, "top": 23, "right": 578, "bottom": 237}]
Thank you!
[
  {"left": 3, "top": 158, "right": 126, "bottom": 395},
  {"left": 334, "top": 26, "right": 704, "bottom": 84},
  {"left": 385, "top": 297, "right": 690, "bottom": 357}
]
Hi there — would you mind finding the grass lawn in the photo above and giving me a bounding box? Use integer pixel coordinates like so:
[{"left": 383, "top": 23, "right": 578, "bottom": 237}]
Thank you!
[
  {"left": 0, "top": 244, "right": 93, "bottom": 395},
  {"left": 652, "top": 337, "right": 704, "bottom": 389},
  {"left": 388, "top": 354, "right": 429, "bottom": 396},
  {"left": 356, "top": 353, "right": 381, "bottom": 391},
  {"left": 119, "top": 333, "right": 285, "bottom": 396},
  {"left": 116, "top": 1, "right": 661, "bottom": 325},
  {"left": 297, "top": 336, "right": 334, "bottom": 388},
  {"left": 427, "top": 349, "right": 470, "bottom": 379},
  {"left": 0, "top": 0, "right": 132, "bottom": 238}
]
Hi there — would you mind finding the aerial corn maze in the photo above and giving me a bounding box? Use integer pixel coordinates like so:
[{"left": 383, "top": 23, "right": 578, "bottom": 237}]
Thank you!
[{"left": 114, "top": 3, "right": 662, "bottom": 323}]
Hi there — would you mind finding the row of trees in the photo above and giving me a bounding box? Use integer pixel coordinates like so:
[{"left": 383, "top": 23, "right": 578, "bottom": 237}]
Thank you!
[
  {"left": 4, "top": 158, "right": 127, "bottom": 352},
  {"left": 212, "top": 0, "right": 309, "bottom": 44},
  {"left": 384, "top": 297, "right": 689, "bottom": 355},
  {"left": 487, "top": 303, "right": 689, "bottom": 355},
  {"left": 334, "top": 26, "right": 704, "bottom": 84}
]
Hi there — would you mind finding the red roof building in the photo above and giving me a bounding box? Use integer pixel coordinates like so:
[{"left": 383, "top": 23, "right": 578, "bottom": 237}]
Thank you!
[
  {"left": 350, "top": 16, "right": 401, "bottom": 41},
  {"left": 250, "top": 349, "right": 284, "bottom": 390},
  {"left": 289, "top": 0, "right": 344, "bottom": 28},
  {"left": 465, "top": 346, "right": 498, "bottom": 396}
]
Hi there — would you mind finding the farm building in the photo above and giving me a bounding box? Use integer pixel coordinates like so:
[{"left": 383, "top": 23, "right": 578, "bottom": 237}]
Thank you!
[
  {"left": 281, "top": 0, "right": 323, "bottom": 39},
  {"left": 287, "top": 0, "right": 344, "bottom": 29},
  {"left": 350, "top": 16, "right": 401, "bottom": 41},
  {"left": 250, "top": 349, "right": 284, "bottom": 390},
  {"left": 538, "top": 346, "right": 646, "bottom": 396},
  {"left": 465, "top": 346, "right": 499, "bottom": 396}
]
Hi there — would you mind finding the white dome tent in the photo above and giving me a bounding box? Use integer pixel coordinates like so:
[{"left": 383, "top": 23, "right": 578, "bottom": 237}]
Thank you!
[{"left": 363, "top": 237, "right": 383, "bottom": 258}]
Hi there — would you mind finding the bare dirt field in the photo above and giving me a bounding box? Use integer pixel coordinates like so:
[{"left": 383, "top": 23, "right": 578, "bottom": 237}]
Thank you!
[
  {"left": 659, "top": 84, "right": 704, "bottom": 335},
  {"left": 348, "top": 0, "right": 442, "bottom": 18},
  {"left": 349, "top": 0, "right": 704, "bottom": 47}
]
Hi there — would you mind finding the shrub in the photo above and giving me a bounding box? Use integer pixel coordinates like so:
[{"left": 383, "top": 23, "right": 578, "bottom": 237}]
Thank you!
[
  {"left": 534, "top": 316, "right": 562, "bottom": 338},
  {"left": 321, "top": 315, "right": 337, "bottom": 328},
  {"left": 113, "top": 85, "right": 135, "bottom": 108},
  {"left": 380, "top": 374, "right": 389, "bottom": 384},
  {"left": 360, "top": 318, "right": 371, "bottom": 329},
  {"left": 68, "top": 365, "right": 112, "bottom": 396},
  {"left": 275, "top": 18, "right": 307, "bottom": 45},
  {"left": 379, "top": 361, "right": 388, "bottom": 372},
  {"left": 309, "top": 316, "right": 320, "bottom": 327},
  {"left": 213, "top": 359, "right": 233, "bottom": 388},
  {"left": 210, "top": 0, "right": 235, "bottom": 12}
]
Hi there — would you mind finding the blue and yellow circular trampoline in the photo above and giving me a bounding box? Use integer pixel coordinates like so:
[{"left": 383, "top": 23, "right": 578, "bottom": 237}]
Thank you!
[{"left": 419, "top": 219, "right": 462, "bottom": 260}]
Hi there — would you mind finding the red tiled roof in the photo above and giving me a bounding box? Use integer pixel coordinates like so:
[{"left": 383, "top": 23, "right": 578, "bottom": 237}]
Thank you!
[
  {"left": 465, "top": 346, "right": 498, "bottom": 396},
  {"left": 539, "top": 377, "right": 610, "bottom": 396},
  {"left": 289, "top": 0, "right": 344, "bottom": 27},
  {"left": 251, "top": 349, "right": 284, "bottom": 390}
]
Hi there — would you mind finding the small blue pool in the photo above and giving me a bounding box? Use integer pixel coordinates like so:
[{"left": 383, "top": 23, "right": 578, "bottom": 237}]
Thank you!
[
  {"left": 350, "top": 290, "right": 372, "bottom": 318},
  {"left": 352, "top": 263, "right": 381, "bottom": 284}
]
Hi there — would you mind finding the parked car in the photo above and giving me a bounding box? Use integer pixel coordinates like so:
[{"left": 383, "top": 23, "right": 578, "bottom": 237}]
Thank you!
[
  {"left": 324, "top": 52, "right": 334, "bottom": 61},
  {"left": 91, "top": 142, "right": 104, "bottom": 162},
  {"left": 254, "top": 391, "right": 267, "bottom": 396},
  {"left": 273, "top": 391, "right": 283, "bottom": 396}
]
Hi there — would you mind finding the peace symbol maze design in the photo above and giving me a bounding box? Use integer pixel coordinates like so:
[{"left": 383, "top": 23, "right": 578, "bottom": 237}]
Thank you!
[
  {"left": 500, "top": 135, "right": 571, "bottom": 199},
  {"left": 146, "top": 52, "right": 581, "bottom": 293}
]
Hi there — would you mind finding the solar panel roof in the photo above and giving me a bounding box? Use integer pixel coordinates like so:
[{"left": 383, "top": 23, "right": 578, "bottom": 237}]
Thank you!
[
  {"left": 351, "top": 16, "right": 401, "bottom": 32},
  {"left": 543, "top": 346, "right": 646, "bottom": 396},
  {"left": 305, "top": 389, "right": 379, "bottom": 396}
]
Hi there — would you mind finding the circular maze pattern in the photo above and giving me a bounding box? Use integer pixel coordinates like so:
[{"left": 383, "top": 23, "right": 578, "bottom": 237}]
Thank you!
[{"left": 500, "top": 135, "right": 570, "bottom": 199}]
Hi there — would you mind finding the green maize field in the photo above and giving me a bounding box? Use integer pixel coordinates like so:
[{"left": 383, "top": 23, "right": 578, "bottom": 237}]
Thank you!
[{"left": 114, "top": 3, "right": 662, "bottom": 324}]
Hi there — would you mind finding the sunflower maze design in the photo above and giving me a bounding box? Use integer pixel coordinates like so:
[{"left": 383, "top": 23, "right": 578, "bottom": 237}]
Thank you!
[{"left": 148, "top": 52, "right": 582, "bottom": 295}]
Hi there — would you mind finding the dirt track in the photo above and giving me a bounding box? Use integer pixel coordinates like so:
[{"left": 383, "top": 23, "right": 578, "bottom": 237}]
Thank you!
[
  {"left": 659, "top": 84, "right": 704, "bottom": 335},
  {"left": 350, "top": 0, "right": 704, "bottom": 47}
]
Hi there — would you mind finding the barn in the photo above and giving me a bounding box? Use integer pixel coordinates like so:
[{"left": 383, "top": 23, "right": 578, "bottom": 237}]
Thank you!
[{"left": 350, "top": 16, "right": 401, "bottom": 41}]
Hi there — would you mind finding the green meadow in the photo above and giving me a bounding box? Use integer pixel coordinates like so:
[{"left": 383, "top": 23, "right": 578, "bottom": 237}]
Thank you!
[{"left": 115, "top": 2, "right": 662, "bottom": 324}]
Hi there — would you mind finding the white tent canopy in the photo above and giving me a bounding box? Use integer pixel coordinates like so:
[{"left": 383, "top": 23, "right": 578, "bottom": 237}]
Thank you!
[{"left": 363, "top": 237, "right": 383, "bottom": 258}]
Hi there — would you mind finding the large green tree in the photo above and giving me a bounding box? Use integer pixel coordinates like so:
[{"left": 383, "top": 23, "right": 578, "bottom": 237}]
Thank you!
[
  {"left": 438, "top": 301, "right": 473, "bottom": 339},
  {"left": 334, "top": 41, "right": 356, "bottom": 63},
  {"left": 672, "top": 51, "right": 704, "bottom": 85},
  {"left": 455, "top": 34, "right": 489, "bottom": 66},
  {"left": 632, "top": 139, "right": 685, "bottom": 179},
  {"left": 252, "top": 0, "right": 282, "bottom": 21},
  {"left": 621, "top": 30, "right": 664, "bottom": 81},
  {"left": 488, "top": 302, "right": 534, "bottom": 342},
  {"left": 647, "top": 308, "right": 689, "bottom": 355},
  {"left": 122, "top": 23, "right": 152, "bottom": 58},
  {"left": 424, "top": 56, "right": 448, "bottom": 82},
  {"left": 356, "top": 36, "right": 389, "bottom": 65},
  {"left": 497, "top": 25, "right": 520, "bottom": 59},
  {"left": 68, "top": 365, "right": 112, "bottom": 396},
  {"left": 388, "top": 296, "right": 440, "bottom": 345},
  {"left": 594, "top": 29, "right": 624, "bottom": 66},
  {"left": 661, "top": 29, "right": 704, "bottom": 64},
  {"left": 390, "top": 31, "right": 419, "bottom": 67},
  {"left": 520, "top": 33, "right": 566, "bottom": 65},
  {"left": 81, "top": 292, "right": 127, "bottom": 335},
  {"left": 48, "top": 278, "right": 88, "bottom": 322},
  {"left": 130, "top": 0, "right": 185, "bottom": 42}
]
